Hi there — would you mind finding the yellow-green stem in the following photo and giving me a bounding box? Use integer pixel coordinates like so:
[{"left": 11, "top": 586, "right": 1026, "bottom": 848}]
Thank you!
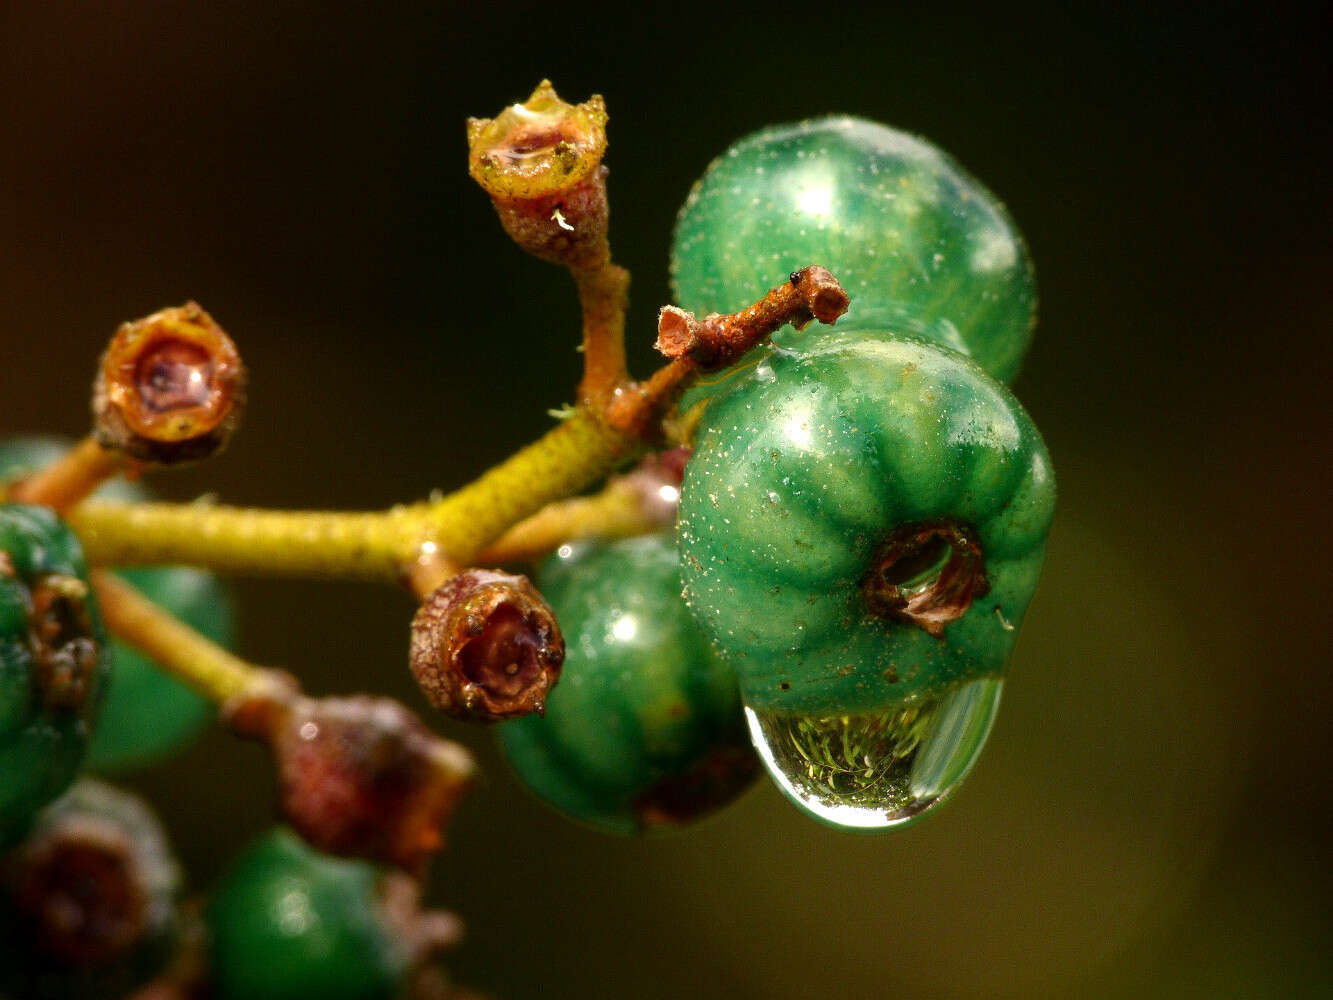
[
  {"left": 477, "top": 469, "right": 667, "bottom": 565},
  {"left": 71, "top": 408, "right": 639, "bottom": 581},
  {"left": 92, "top": 569, "right": 269, "bottom": 704},
  {"left": 4, "top": 435, "right": 123, "bottom": 511}
]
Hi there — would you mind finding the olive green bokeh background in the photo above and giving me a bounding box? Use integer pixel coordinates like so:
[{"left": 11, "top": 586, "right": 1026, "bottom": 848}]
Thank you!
[{"left": 3, "top": 3, "right": 1329, "bottom": 997}]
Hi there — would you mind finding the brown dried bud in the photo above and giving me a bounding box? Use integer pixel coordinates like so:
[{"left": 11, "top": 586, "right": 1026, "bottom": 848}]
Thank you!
[
  {"left": 262, "top": 695, "right": 474, "bottom": 873},
  {"left": 92, "top": 302, "right": 245, "bottom": 464},
  {"left": 27, "top": 573, "right": 102, "bottom": 714},
  {"left": 467, "top": 80, "right": 607, "bottom": 201},
  {"left": 410, "top": 569, "right": 564, "bottom": 722},
  {"left": 2, "top": 780, "right": 182, "bottom": 972},
  {"left": 466, "top": 80, "right": 611, "bottom": 272}
]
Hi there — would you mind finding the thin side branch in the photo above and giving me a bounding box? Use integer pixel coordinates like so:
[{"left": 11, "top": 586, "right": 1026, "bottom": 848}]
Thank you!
[
  {"left": 67, "top": 269, "right": 847, "bottom": 583},
  {"left": 4, "top": 436, "right": 123, "bottom": 511},
  {"left": 92, "top": 569, "right": 272, "bottom": 704}
]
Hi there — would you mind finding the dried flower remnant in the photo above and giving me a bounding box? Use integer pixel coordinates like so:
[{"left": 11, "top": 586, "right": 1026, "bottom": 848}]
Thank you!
[
  {"left": 467, "top": 80, "right": 611, "bottom": 272},
  {"left": 656, "top": 265, "right": 851, "bottom": 368},
  {"left": 93, "top": 302, "right": 246, "bottom": 464},
  {"left": 860, "top": 520, "right": 990, "bottom": 638},
  {"left": 27, "top": 572, "right": 102, "bottom": 714},
  {"left": 232, "top": 694, "right": 474, "bottom": 874},
  {"left": 0, "top": 780, "right": 182, "bottom": 997},
  {"left": 410, "top": 569, "right": 564, "bottom": 721}
]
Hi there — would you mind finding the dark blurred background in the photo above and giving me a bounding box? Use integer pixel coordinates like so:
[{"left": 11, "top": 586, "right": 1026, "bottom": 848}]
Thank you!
[{"left": 3, "top": 3, "right": 1330, "bottom": 997}]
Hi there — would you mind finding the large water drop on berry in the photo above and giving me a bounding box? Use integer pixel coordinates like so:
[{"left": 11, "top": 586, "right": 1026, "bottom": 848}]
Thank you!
[{"left": 743, "top": 677, "right": 1002, "bottom": 830}]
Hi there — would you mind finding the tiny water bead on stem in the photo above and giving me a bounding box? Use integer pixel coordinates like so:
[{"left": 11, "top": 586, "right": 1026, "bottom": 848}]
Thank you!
[
  {"left": 677, "top": 334, "right": 1055, "bottom": 830},
  {"left": 473, "top": 447, "right": 689, "bottom": 565}
]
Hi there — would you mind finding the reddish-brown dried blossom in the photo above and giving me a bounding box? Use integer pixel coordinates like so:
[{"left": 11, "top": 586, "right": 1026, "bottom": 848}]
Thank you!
[
  {"left": 410, "top": 569, "right": 564, "bottom": 722},
  {"left": 2, "top": 781, "right": 180, "bottom": 975},
  {"left": 861, "top": 520, "right": 990, "bottom": 638},
  {"left": 7, "top": 824, "right": 146, "bottom": 965},
  {"left": 92, "top": 302, "right": 245, "bottom": 464},
  {"left": 27, "top": 573, "right": 101, "bottom": 714},
  {"left": 260, "top": 695, "right": 474, "bottom": 874},
  {"left": 656, "top": 265, "right": 850, "bottom": 368},
  {"left": 466, "top": 80, "right": 612, "bottom": 272}
]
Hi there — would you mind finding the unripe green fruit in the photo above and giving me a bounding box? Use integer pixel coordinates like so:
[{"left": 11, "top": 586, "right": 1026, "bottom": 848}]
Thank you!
[
  {"left": 207, "top": 828, "right": 416, "bottom": 1000},
  {"left": 677, "top": 333, "right": 1054, "bottom": 829},
  {"left": 500, "top": 535, "right": 757, "bottom": 834},
  {"left": 0, "top": 504, "right": 110, "bottom": 846},
  {"left": 671, "top": 117, "right": 1036, "bottom": 381},
  {"left": 0, "top": 437, "right": 234, "bottom": 772}
]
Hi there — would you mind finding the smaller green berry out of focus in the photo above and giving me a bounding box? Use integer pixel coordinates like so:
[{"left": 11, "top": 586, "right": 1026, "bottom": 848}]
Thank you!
[
  {"left": 500, "top": 534, "right": 757, "bottom": 834},
  {"left": 207, "top": 827, "right": 457, "bottom": 1000},
  {"left": 0, "top": 437, "right": 234, "bottom": 773},
  {"left": 0, "top": 503, "right": 110, "bottom": 847}
]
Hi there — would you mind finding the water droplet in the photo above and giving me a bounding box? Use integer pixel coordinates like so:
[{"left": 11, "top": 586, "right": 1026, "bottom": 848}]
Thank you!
[{"left": 743, "top": 677, "right": 1002, "bottom": 830}]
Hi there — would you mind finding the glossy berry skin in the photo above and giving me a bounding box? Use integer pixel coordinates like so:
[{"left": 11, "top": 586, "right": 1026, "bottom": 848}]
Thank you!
[
  {"left": 500, "top": 535, "right": 756, "bottom": 834},
  {"left": 0, "top": 504, "right": 110, "bottom": 847},
  {"left": 0, "top": 437, "right": 233, "bottom": 772},
  {"left": 207, "top": 828, "right": 413, "bottom": 1000},
  {"left": 0, "top": 779, "right": 183, "bottom": 1000},
  {"left": 677, "top": 332, "right": 1055, "bottom": 717},
  {"left": 671, "top": 117, "right": 1036, "bottom": 382}
]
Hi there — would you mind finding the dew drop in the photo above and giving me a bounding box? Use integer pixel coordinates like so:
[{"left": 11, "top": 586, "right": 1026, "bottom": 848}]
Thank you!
[{"left": 743, "top": 677, "right": 1002, "bottom": 830}]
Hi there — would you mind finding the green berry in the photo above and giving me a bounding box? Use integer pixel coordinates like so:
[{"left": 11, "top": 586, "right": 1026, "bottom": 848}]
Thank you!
[
  {"left": 207, "top": 828, "right": 417, "bottom": 1000},
  {"left": 677, "top": 333, "right": 1054, "bottom": 829},
  {"left": 671, "top": 117, "right": 1036, "bottom": 382},
  {"left": 0, "top": 437, "right": 233, "bottom": 772},
  {"left": 0, "top": 504, "right": 110, "bottom": 847},
  {"left": 0, "top": 779, "right": 184, "bottom": 1000},
  {"left": 500, "top": 535, "right": 757, "bottom": 834}
]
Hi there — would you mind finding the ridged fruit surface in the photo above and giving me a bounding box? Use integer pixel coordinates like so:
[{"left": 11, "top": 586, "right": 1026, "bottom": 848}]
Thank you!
[{"left": 677, "top": 332, "right": 1054, "bottom": 717}]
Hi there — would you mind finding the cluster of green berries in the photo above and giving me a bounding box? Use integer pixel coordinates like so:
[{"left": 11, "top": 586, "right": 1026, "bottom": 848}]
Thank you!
[
  {"left": 0, "top": 107, "right": 1057, "bottom": 996},
  {"left": 1, "top": 444, "right": 449, "bottom": 999},
  {"left": 503, "top": 117, "right": 1054, "bottom": 831}
]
